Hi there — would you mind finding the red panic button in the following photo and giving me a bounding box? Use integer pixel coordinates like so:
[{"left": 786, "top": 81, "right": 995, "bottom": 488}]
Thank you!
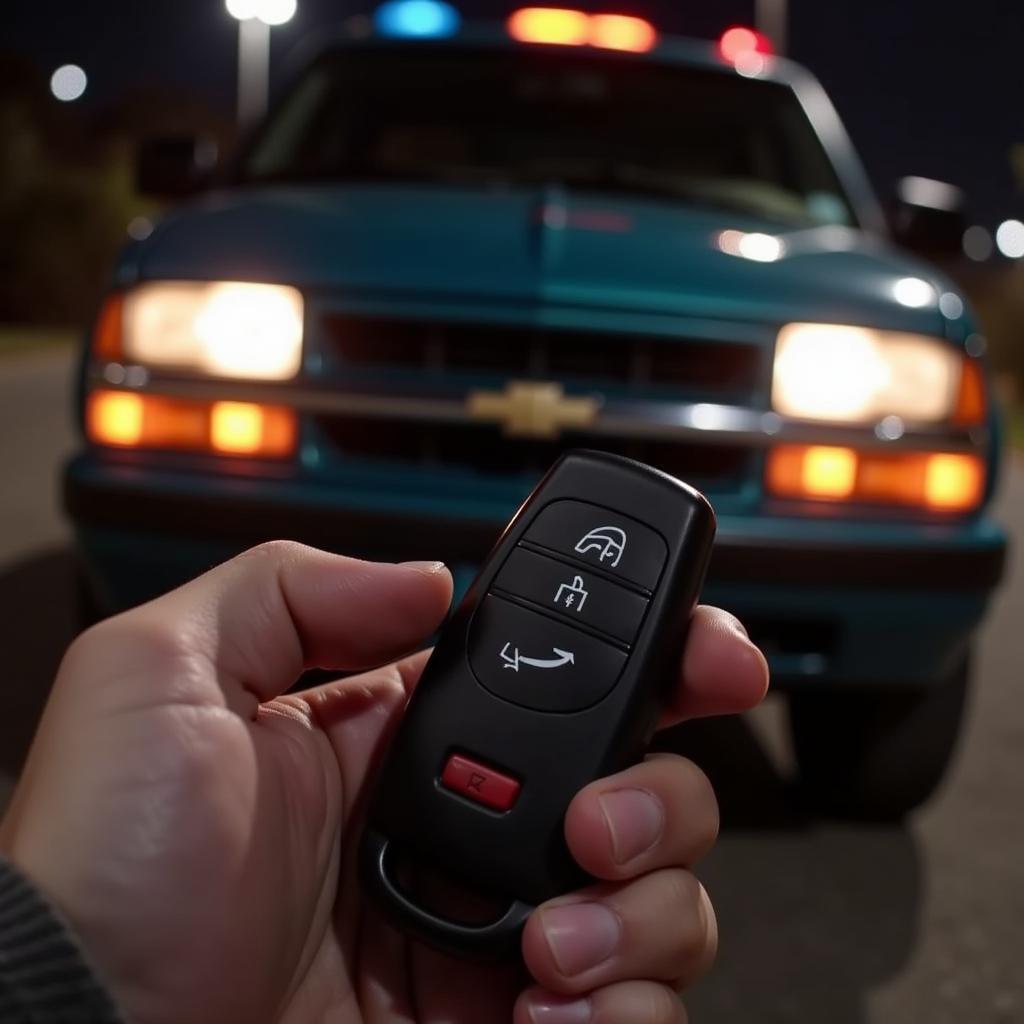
[{"left": 441, "top": 754, "right": 521, "bottom": 812}]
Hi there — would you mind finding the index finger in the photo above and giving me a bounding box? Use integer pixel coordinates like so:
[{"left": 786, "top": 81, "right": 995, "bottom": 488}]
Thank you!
[{"left": 59, "top": 542, "right": 453, "bottom": 717}]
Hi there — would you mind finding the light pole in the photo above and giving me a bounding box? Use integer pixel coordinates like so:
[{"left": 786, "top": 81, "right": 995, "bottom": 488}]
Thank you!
[
  {"left": 225, "top": 0, "right": 297, "bottom": 128},
  {"left": 755, "top": 0, "right": 787, "bottom": 55}
]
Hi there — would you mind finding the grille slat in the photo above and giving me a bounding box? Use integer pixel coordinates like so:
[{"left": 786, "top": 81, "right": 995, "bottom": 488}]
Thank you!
[
  {"left": 316, "top": 414, "right": 749, "bottom": 484},
  {"left": 321, "top": 315, "right": 761, "bottom": 397}
]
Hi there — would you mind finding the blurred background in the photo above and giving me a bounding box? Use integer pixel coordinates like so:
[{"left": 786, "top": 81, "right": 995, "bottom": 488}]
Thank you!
[
  {"left": 2, "top": 1, "right": 1023, "bottom": 1021},
  {"left": 3, "top": 0, "right": 1024, "bottom": 369}
]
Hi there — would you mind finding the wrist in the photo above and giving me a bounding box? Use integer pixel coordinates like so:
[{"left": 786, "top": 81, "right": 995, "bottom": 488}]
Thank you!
[{"left": 0, "top": 855, "right": 123, "bottom": 1023}]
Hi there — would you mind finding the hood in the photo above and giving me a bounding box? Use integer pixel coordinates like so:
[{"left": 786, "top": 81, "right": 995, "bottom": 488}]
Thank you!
[{"left": 134, "top": 183, "right": 951, "bottom": 335}]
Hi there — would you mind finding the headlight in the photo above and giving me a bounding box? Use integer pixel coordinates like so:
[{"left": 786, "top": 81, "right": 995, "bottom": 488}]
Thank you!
[
  {"left": 771, "top": 323, "right": 961, "bottom": 424},
  {"left": 121, "top": 281, "right": 304, "bottom": 380}
]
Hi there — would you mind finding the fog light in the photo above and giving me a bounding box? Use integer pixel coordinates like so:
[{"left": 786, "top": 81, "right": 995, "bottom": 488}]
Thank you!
[
  {"left": 802, "top": 446, "right": 857, "bottom": 499},
  {"left": 924, "top": 454, "right": 984, "bottom": 510},
  {"left": 211, "top": 402, "right": 265, "bottom": 454},
  {"left": 766, "top": 444, "right": 984, "bottom": 513},
  {"left": 87, "top": 390, "right": 297, "bottom": 459},
  {"left": 89, "top": 391, "right": 144, "bottom": 446}
]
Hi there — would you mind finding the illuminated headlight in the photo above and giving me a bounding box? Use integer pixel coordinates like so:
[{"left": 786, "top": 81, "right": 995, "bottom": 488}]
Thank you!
[
  {"left": 121, "top": 281, "right": 303, "bottom": 380},
  {"left": 771, "top": 323, "right": 960, "bottom": 424}
]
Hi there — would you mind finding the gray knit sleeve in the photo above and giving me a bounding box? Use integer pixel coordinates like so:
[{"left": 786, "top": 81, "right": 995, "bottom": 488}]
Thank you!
[{"left": 0, "top": 856, "right": 123, "bottom": 1023}]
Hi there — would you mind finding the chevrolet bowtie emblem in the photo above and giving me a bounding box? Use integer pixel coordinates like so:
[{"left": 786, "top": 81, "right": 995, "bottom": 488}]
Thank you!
[{"left": 467, "top": 381, "right": 600, "bottom": 439}]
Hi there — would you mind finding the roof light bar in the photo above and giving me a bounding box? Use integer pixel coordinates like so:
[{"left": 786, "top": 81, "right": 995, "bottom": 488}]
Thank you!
[
  {"left": 508, "top": 7, "right": 589, "bottom": 46},
  {"left": 589, "top": 14, "right": 658, "bottom": 52},
  {"left": 508, "top": 7, "right": 658, "bottom": 52}
]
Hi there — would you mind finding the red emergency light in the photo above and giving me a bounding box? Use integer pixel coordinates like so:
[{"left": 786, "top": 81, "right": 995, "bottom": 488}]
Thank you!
[{"left": 718, "top": 25, "right": 774, "bottom": 63}]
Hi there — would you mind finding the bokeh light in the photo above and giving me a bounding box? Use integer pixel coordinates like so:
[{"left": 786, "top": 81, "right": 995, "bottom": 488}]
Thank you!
[
  {"left": 892, "top": 277, "right": 935, "bottom": 308},
  {"left": 375, "top": 0, "right": 461, "bottom": 38},
  {"left": 939, "top": 292, "right": 964, "bottom": 320},
  {"left": 962, "top": 225, "right": 993, "bottom": 262},
  {"left": 225, "top": 0, "right": 296, "bottom": 24},
  {"left": 995, "top": 219, "right": 1024, "bottom": 259},
  {"left": 225, "top": 0, "right": 260, "bottom": 18},
  {"left": 50, "top": 64, "right": 87, "bottom": 102},
  {"left": 126, "top": 217, "right": 154, "bottom": 241},
  {"left": 717, "top": 229, "right": 785, "bottom": 262},
  {"left": 589, "top": 14, "right": 657, "bottom": 52},
  {"left": 719, "top": 26, "right": 773, "bottom": 62},
  {"left": 507, "top": 8, "right": 590, "bottom": 46},
  {"left": 258, "top": 0, "right": 297, "bottom": 26},
  {"left": 734, "top": 51, "right": 767, "bottom": 77}
]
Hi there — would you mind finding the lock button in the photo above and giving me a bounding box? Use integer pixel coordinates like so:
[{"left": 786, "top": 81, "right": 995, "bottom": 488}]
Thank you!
[
  {"left": 492, "top": 547, "right": 648, "bottom": 645},
  {"left": 523, "top": 500, "right": 668, "bottom": 590}
]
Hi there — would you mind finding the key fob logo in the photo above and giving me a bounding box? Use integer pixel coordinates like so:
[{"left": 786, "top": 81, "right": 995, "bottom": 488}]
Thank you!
[{"left": 574, "top": 526, "right": 627, "bottom": 568}]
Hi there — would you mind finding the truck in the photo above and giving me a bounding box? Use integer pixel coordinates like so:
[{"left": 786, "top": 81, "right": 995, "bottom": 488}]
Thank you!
[{"left": 65, "top": 5, "right": 1007, "bottom": 820}]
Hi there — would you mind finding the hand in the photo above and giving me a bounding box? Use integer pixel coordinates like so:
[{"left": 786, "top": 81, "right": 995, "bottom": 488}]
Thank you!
[{"left": 0, "top": 542, "right": 768, "bottom": 1024}]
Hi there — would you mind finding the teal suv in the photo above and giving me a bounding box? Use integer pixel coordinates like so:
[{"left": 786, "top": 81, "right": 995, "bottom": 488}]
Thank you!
[{"left": 66, "top": 9, "right": 1007, "bottom": 819}]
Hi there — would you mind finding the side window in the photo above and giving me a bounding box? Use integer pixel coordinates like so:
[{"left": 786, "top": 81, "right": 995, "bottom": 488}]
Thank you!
[
  {"left": 246, "top": 68, "right": 332, "bottom": 179},
  {"left": 777, "top": 104, "right": 853, "bottom": 226}
]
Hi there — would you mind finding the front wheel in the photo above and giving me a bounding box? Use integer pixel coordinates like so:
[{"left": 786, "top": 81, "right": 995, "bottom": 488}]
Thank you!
[{"left": 788, "top": 657, "right": 970, "bottom": 822}]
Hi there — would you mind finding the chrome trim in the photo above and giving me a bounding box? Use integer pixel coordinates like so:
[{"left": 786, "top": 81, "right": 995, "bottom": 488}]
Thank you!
[{"left": 89, "top": 364, "right": 987, "bottom": 453}]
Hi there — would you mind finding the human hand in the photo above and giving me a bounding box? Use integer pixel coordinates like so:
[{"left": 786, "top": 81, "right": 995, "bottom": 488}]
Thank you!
[{"left": 0, "top": 542, "right": 767, "bottom": 1024}]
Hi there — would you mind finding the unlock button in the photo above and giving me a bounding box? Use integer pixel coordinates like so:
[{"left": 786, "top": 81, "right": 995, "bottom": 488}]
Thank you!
[{"left": 493, "top": 548, "right": 649, "bottom": 645}]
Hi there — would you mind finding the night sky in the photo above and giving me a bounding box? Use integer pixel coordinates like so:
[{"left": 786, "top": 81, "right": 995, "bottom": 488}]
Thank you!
[{"left": 4, "top": 0, "right": 1023, "bottom": 226}]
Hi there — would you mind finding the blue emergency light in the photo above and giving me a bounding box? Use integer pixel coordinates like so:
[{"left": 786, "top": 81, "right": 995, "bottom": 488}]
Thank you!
[{"left": 374, "top": 0, "right": 461, "bottom": 38}]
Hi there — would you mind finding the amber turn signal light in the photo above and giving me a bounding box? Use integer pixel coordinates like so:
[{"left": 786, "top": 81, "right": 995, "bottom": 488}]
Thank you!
[
  {"left": 766, "top": 445, "right": 984, "bottom": 512},
  {"left": 953, "top": 358, "right": 987, "bottom": 426},
  {"left": 87, "top": 391, "right": 297, "bottom": 459},
  {"left": 92, "top": 294, "right": 124, "bottom": 361}
]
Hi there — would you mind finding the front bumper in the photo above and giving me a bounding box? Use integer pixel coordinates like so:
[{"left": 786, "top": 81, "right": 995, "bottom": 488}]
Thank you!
[{"left": 66, "top": 454, "right": 1008, "bottom": 689}]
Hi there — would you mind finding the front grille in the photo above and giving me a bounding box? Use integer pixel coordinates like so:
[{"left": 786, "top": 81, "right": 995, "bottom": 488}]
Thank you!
[
  {"left": 316, "top": 414, "right": 750, "bottom": 485},
  {"left": 322, "top": 315, "right": 761, "bottom": 398}
]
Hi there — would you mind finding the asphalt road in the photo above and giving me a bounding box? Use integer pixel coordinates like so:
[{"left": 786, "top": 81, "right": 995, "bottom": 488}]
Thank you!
[{"left": 1, "top": 347, "right": 1021, "bottom": 1023}]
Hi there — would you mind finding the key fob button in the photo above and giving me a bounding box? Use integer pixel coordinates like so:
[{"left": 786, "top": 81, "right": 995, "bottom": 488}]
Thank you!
[
  {"left": 441, "top": 754, "right": 521, "bottom": 812},
  {"left": 523, "top": 500, "right": 667, "bottom": 590},
  {"left": 470, "top": 595, "right": 628, "bottom": 713},
  {"left": 493, "top": 548, "right": 648, "bottom": 645}
]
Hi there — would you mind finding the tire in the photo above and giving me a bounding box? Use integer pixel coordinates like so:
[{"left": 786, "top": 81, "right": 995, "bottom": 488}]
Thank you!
[{"left": 789, "top": 656, "right": 970, "bottom": 822}]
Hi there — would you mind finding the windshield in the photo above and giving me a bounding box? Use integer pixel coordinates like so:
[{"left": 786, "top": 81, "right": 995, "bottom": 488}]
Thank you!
[{"left": 242, "top": 47, "right": 857, "bottom": 228}]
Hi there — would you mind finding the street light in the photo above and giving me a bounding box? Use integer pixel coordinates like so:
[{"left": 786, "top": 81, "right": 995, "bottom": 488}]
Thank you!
[
  {"left": 995, "top": 220, "right": 1024, "bottom": 259},
  {"left": 755, "top": 0, "right": 787, "bottom": 55},
  {"left": 50, "top": 64, "right": 87, "bottom": 102},
  {"left": 225, "top": 0, "right": 297, "bottom": 128}
]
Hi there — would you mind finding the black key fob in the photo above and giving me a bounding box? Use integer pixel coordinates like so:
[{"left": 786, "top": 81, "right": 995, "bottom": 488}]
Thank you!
[{"left": 360, "top": 449, "right": 716, "bottom": 958}]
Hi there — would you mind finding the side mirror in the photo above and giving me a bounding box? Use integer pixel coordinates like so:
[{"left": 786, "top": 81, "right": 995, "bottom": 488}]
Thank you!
[
  {"left": 890, "top": 176, "right": 967, "bottom": 258},
  {"left": 136, "top": 135, "right": 219, "bottom": 198}
]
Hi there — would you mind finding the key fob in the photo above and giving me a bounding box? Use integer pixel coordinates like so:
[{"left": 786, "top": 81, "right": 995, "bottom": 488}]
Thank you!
[{"left": 360, "top": 449, "right": 716, "bottom": 958}]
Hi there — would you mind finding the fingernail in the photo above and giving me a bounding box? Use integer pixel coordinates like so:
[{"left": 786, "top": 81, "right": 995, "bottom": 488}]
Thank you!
[
  {"left": 540, "top": 903, "right": 620, "bottom": 977},
  {"left": 527, "top": 995, "right": 592, "bottom": 1023},
  {"left": 399, "top": 560, "right": 447, "bottom": 575},
  {"left": 598, "top": 788, "right": 664, "bottom": 865}
]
